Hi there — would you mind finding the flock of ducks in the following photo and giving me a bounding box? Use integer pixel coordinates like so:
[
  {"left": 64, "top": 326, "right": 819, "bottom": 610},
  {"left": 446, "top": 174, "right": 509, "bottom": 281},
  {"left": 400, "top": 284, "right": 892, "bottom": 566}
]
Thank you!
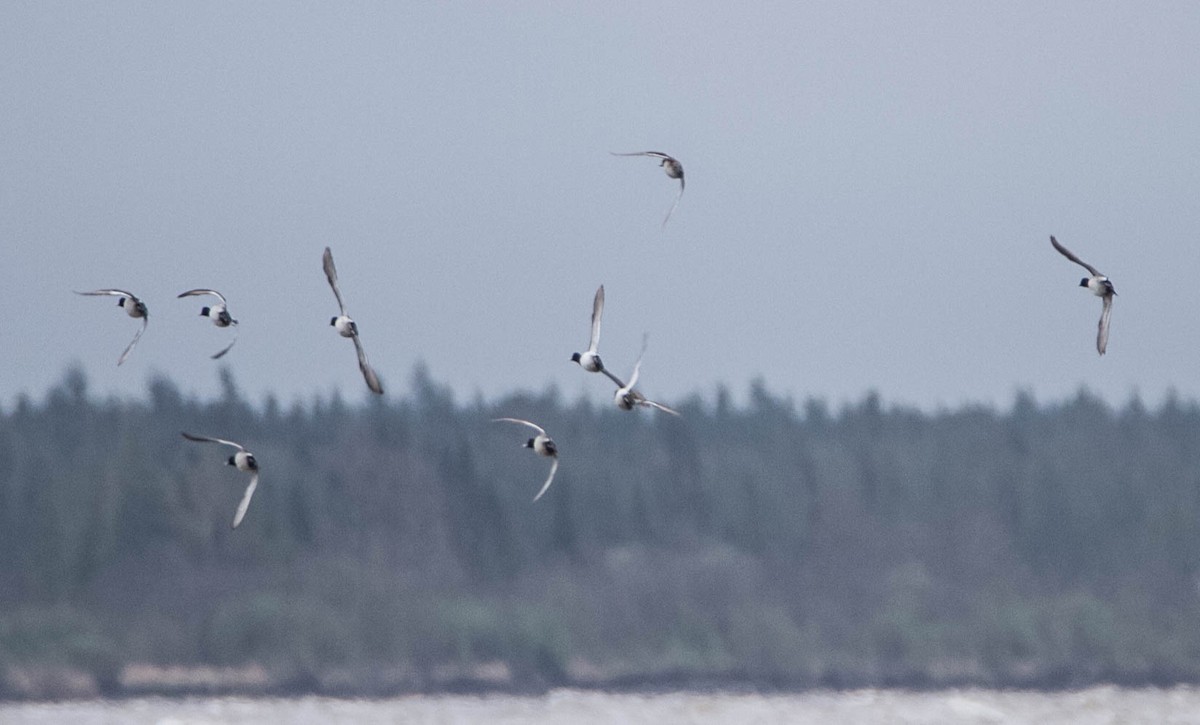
[
  {"left": 70, "top": 149, "right": 1114, "bottom": 526},
  {"left": 496, "top": 278, "right": 684, "bottom": 502},
  {"left": 74, "top": 244, "right": 386, "bottom": 528}
]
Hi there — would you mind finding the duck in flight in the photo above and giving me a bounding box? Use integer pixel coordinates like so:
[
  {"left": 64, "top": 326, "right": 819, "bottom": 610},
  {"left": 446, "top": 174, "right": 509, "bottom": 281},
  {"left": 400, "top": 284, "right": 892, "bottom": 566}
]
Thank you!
[
  {"left": 612, "top": 335, "right": 680, "bottom": 416},
  {"left": 181, "top": 432, "right": 260, "bottom": 529},
  {"left": 611, "top": 151, "right": 685, "bottom": 228},
  {"left": 570, "top": 284, "right": 625, "bottom": 387},
  {"left": 1050, "top": 235, "right": 1116, "bottom": 356},
  {"left": 74, "top": 289, "right": 149, "bottom": 365},
  {"left": 178, "top": 288, "right": 239, "bottom": 359},
  {"left": 492, "top": 417, "right": 560, "bottom": 502},
  {"left": 322, "top": 247, "right": 384, "bottom": 394}
]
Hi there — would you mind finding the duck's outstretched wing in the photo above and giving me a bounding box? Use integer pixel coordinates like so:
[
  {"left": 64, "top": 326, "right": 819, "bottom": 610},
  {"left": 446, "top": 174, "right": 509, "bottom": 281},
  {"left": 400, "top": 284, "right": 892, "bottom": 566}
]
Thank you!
[
  {"left": 610, "top": 151, "right": 675, "bottom": 161},
  {"left": 492, "top": 417, "right": 546, "bottom": 436},
  {"left": 177, "top": 288, "right": 228, "bottom": 305},
  {"left": 588, "top": 285, "right": 604, "bottom": 353},
  {"left": 663, "top": 181, "right": 684, "bottom": 228},
  {"left": 75, "top": 288, "right": 136, "bottom": 299},
  {"left": 1050, "top": 236, "right": 1102, "bottom": 277},
  {"left": 352, "top": 335, "right": 383, "bottom": 394},
  {"left": 231, "top": 473, "right": 259, "bottom": 529},
  {"left": 600, "top": 368, "right": 626, "bottom": 389},
  {"left": 532, "top": 458, "right": 559, "bottom": 502},
  {"left": 322, "top": 247, "right": 348, "bottom": 316},
  {"left": 624, "top": 333, "right": 648, "bottom": 391},
  {"left": 639, "top": 398, "right": 682, "bottom": 417},
  {"left": 117, "top": 315, "right": 148, "bottom": 366},
  {"left": 181, "top": 432, "right": 247, "bottom": 453},
  {"left": 211, "top": 325, "right": 239, "bottom": 360},
  {"left": 1097, "top": 295, "right": 1113, "bottom": 356}
]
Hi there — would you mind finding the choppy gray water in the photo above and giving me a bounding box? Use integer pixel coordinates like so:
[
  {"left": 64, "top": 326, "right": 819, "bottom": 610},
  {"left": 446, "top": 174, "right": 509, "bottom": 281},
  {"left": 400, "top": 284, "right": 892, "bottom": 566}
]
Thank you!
[{"left": 4, "top": 687, "right": 1200, "bottom": 724}]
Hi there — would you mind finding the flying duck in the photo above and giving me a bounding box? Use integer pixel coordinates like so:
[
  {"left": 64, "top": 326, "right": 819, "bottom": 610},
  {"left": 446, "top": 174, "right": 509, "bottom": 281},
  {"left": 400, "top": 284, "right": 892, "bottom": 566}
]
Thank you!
[
  {"left": 570, "top": 284, "right": 625, "bottom": 386},
  {"left": 1050, "top": 235, "right": 1117, "bottom": 356},
  {"left": 181, "top": 432, "right": 260, "bottom": 529},
  {"left": 612, "top": 335, "right": 680, "bottom": 416},
  {"left": 492, "top": 417, "right": 560, "bottom": 501},
  {"left": 74, "top": 289, "right": 149, "bottom": 365},
  {"left": 177, "top": 288, "right": 239, "bottom": 359},
  {"left": 611, "top": 151, "right": 685, "bottom": 228},
  {"left": 322, "top": 247, "right": 384, "bottom": 394}
]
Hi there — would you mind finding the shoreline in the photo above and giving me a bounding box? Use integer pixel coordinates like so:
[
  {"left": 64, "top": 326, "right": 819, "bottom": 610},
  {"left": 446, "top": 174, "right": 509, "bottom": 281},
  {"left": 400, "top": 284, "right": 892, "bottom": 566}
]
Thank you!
[{"left": 3, "top": 662, "right": 1199, "bottom": 703}]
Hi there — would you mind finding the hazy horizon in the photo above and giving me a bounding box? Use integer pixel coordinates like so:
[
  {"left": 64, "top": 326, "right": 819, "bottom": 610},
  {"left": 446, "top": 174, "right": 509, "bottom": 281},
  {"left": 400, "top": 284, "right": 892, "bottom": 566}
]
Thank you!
[{"left": 11, "top": 359, "right": 1192, "bottom": 417}]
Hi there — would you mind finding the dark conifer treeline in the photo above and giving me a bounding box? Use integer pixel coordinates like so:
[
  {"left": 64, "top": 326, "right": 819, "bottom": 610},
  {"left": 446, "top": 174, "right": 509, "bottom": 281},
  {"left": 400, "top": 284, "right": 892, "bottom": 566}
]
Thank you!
[{"left": 3, "top": 366, "right": 1200, "bottom": 696}]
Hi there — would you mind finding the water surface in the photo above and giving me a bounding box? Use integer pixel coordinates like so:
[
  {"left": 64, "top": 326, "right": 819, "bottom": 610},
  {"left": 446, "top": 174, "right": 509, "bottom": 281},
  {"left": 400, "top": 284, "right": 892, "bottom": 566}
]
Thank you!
[{"left": 4, "top": 687, "right": 1200, "bottom": 724}]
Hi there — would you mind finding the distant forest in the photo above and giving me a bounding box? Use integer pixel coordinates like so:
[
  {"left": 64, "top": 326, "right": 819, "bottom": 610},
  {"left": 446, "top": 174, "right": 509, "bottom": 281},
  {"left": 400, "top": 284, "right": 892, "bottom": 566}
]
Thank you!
[{"left": 3, "top": 365, "right": 1200, "bottom": 698}]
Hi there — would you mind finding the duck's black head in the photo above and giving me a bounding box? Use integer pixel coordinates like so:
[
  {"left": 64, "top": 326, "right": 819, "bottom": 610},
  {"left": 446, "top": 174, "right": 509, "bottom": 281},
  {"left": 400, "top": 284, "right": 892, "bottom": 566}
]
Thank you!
[
  {"left": 330, "top": 317, "right": 338, "bottom": 326},
  {"left": 525, "top": 438, "right": 535, "bottom": 449},
  {"left": 226, "top": 455, "right": 237, "bottom": 467},
  {"left": 117, "top": 297, "right": 126, "bottom": 307},
  {"left": 1079, "top": 278, "right": 1089, "bottom": 288},
  {"left": 200, "top": 306, "right": 211, "bottom": 316},
  {"left": 570, "top": 352, "right": 581, "bottom": 364}
]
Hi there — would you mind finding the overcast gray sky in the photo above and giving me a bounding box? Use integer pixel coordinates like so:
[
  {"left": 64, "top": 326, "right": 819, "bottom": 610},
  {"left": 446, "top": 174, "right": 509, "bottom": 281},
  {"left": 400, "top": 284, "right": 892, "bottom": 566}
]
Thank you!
[{"left": 3, "top": 3, "right": 1199, "bottom": 411}]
